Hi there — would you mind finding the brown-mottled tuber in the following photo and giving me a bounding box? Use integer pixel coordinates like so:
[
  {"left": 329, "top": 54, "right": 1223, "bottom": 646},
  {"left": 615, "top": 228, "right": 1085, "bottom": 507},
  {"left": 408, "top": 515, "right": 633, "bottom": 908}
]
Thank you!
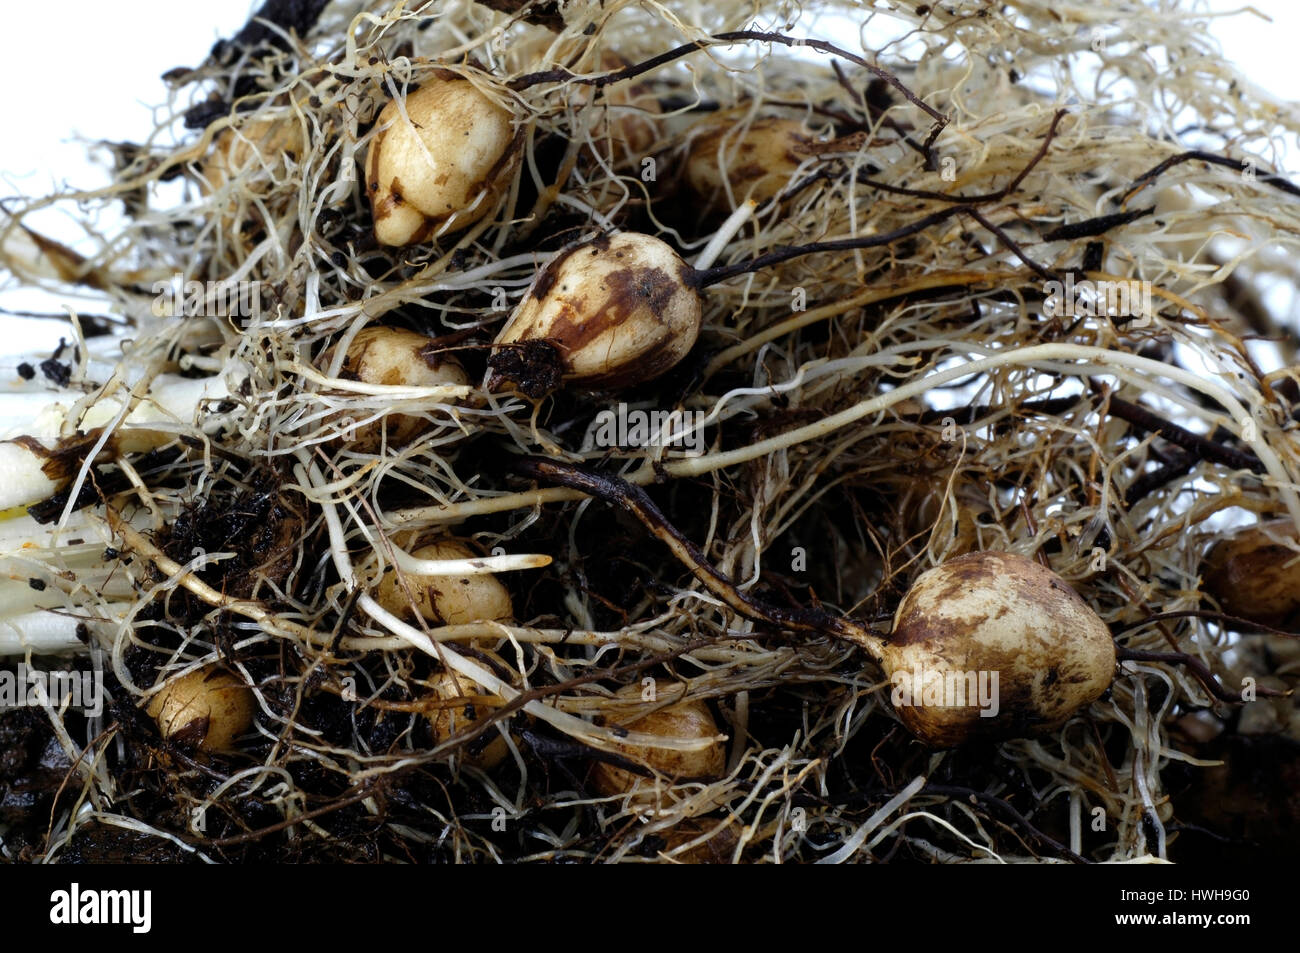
[
  {"left": 883, "top": 551, "right": 1116, "bottom": 747},
  {"left": 492, "top": 232, "right": 701, "bottom": 390}
]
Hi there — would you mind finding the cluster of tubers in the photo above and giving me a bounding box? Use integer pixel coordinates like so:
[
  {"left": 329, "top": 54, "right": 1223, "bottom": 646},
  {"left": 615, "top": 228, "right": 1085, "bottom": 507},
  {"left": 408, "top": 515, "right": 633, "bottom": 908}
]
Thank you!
[
  {"left": 146, "top": 548, "right": 1123, "bottom": 759},
  {"left": 375, "top": 539, "right": 516, "bottom": 766},
  {"left": 162, "top": 61, "right": 1193, "bottom": 764},
  {"left": 313, "top": 70, "right": 1134, "bottom": 754},
  {"left": 360, "top": 74, "right": 833, "bottom": 395},
  {"left": 6, "top": 0, "right": 1289, "bottom": 867}
]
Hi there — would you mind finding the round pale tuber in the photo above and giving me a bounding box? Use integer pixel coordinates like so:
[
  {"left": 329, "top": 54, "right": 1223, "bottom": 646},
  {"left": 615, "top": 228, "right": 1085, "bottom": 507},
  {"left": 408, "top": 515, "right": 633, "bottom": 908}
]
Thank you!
[
  {"left": 591, "top": 682, "right": 727, "bottom": 798},
  {"left": 147, "top": 665, "right": 256, "bottom": 753},
  {"left": 321, "top": 326, "right": 469, "bottom": 451},
  {"left": 365, "top": 77, "right": 517, "bottom": 245},
  {"left": 375, "top": 539, "right": 513, "bottom": 624},
  {"left": 883, "top": 551, "right": 1116, "bottom": 747}
]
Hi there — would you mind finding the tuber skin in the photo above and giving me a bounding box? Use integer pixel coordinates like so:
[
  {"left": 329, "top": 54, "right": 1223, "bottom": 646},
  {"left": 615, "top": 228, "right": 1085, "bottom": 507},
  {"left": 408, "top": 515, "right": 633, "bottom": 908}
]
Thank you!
[
  {"left": 685, "top": 115, "right": 816, "bottom": 207},
  {"left": 1201, "top": 519, "right": 1300, "bottom": 629},
  {"left": 375, "top": 538, "right": 514, "bottom": 624},
  {"left": 492, "top": 232, "right": 702, "bottom": 390},
  {"left": 147, "top": 665, "right": 256, "bottom": 753},
  {"left": 200, "top": 116, "right": 305, "bottom": 195},
  {"left": 426, "top": 657, "right": 513, "bottom": 769},
  {"left": 884, "top": 551, "right": 1116, "bottom": 747},
  {"left": 320, "top": 326, "right": 469, "bottom": 451},
  {"left": 591, "top": 681, "right": 727, "bottom": 800},
  {"left": 365, "top": 76, "right": 518, "bottom": 245}
]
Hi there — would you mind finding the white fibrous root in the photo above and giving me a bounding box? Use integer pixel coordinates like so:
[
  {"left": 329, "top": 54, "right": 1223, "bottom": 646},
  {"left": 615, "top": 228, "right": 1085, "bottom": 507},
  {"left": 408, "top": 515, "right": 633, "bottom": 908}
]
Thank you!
[
  {"left": 580, "top": 53, "right": 663, "bottom": 168},
  {"left": 203, "top": 117, "right": 305, "bottom": 187}
]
